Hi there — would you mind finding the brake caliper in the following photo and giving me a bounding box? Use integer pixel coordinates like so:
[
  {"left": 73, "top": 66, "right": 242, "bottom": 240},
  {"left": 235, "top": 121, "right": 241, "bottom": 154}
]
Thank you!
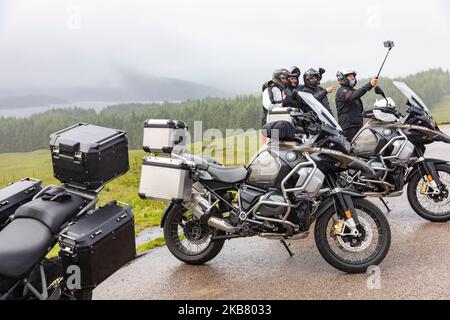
[
  {"left": 419, "top": 180, "right": 428, "bottom": 194},
  {"left": 331, "top": 219, "right": 345, "bottom": 237}
]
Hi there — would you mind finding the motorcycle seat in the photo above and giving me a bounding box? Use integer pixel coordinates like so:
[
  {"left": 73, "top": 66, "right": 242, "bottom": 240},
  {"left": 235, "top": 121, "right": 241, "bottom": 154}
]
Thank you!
[
  {"left": 206, "top": 164, "right": 248, "bottom": 184},
  {"left": 13, "top": 194, "right": 85, "bottom": 234},
  {"left": 0, "top": 218, "right": 53, "bottom": 279},
  {"left": 180, "top": 152, "right": 247, "bottom": 183},
  {"left": 180, "top": 153, "right": 220, "bottom": 170}
]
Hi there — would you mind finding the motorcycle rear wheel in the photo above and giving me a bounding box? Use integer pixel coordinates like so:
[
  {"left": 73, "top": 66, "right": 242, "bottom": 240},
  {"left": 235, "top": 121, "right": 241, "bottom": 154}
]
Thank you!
[
  {"left": 163, "top": 204, "right": 226, "bottom": 265},
  {"left": 29, "top": 257, "right": 93, "bottom": 300}
]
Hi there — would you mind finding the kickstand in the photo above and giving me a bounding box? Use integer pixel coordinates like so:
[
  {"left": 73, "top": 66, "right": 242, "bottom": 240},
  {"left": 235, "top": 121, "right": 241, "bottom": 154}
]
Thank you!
[
  {"left": 379, "top": 197, "right": 391, "bottom": 212},
  {"left": 280, "top": 240, "right": 294, "bottom": 257}
]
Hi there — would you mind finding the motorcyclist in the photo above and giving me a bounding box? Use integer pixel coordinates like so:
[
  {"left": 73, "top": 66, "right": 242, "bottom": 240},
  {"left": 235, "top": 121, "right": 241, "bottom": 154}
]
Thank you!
[
  {"left": 335, "top": 68, "right": 378, "bottom": 141},
  {"left": 262, "top": 68, "right": 292, "bottom": 125},
  {"left": 285, "top": 66, "right": 301, "bottom": 98},
  {"left": 299, "top": 68, "right": 335, "bottom": 113}
]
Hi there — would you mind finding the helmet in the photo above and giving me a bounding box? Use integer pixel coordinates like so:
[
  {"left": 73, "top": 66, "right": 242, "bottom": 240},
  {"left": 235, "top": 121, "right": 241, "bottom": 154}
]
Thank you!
[
  {"left": 290, "top": 66, "right": 301, "bottom": 78},
  {"left": 336, "top": 68, "right": 357, "bottom": 86},
  {"left": 318, "top": 67, "right": 326, "bottom": 81},
  {"left": 303, "top": 68, "right": 321, "bottom": 87},
  {"left": 272, "top": 68, "right": 292, "bottom": 87}
]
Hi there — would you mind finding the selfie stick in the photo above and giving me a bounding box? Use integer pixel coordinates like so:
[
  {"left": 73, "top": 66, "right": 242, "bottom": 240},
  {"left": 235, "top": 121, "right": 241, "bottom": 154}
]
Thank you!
[{"left": 376, "top": 40, "right": 395, "bottom": 79}]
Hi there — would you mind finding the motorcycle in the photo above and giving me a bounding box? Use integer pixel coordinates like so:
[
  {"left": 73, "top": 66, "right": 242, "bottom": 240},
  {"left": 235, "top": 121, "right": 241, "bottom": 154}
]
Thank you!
[
  {"left": 0, "top": 123, "right": 136, "bottom": 300},
  {"left": 0, "top": 185, "right": 101, "bottom": 300},
  {"left": 340, "top": 81, "right": 450, "bottom": 222},
  {"left": 147, "top": 93, "right": 391, "bottom": 274}
]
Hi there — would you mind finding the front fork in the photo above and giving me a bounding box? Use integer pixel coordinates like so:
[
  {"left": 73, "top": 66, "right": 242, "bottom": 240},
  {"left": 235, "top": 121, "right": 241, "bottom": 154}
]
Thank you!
[
  {"left": 415, "top": 149, "right": 442, "bottom": 194},
  {"left": 327, "top": 176, "right": 361, "bottom": 237}
]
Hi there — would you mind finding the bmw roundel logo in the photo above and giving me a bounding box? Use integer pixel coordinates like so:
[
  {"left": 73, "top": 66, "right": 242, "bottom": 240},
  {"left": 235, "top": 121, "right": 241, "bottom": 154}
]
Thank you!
[
  {"left": 383, "top": 128, "right": 392, "bottom": 136},
  {"left": 286, "top": 152, "right": 297, "bottom": 162}
]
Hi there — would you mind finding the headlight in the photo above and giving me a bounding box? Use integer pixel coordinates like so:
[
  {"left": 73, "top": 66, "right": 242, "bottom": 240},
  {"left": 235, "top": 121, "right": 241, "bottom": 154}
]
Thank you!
[{"left": 74, "top": 151, "right": 83, "bottom": 160}]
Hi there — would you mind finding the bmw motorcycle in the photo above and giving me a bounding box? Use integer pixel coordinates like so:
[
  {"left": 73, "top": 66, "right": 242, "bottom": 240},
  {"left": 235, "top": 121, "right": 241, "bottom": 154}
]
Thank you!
[
  {"left": 0, "top": 185, "right": 98, "bottom": 300},
  {"left": 339, "top": 81, "right": 450, "bottom": 222},
  {"left": 1, "top": 123, "right": 135, "bottom": 300},
  {"left": 161, "top": 92, "right": 391, "bottom": 274}
]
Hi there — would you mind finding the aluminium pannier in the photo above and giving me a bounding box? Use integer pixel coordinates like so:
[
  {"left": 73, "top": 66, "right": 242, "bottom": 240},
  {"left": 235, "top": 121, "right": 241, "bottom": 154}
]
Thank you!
[
  {"left": 138, "top": 156, "right": 192, "bottom": 203},
  {"left": 267, "top": 107, "right": 296, "bottom": 124},
  {"left": 143, "top": 119, "right": 188, "bottom": 154}
]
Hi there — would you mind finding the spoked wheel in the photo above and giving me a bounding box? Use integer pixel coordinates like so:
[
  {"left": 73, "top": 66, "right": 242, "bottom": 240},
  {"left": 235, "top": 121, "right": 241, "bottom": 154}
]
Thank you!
[
  {"left": 29, "top": 257, "right": 92, "bottom": 300},
  {"left": 315, "top": 198, "right": 391, "bottom": 273},
  {"left": 163, "top": 204, "right": 226, "bottom": 265},
  {"left": 407, "top": 163, "right": 450, "bottom": 222}
]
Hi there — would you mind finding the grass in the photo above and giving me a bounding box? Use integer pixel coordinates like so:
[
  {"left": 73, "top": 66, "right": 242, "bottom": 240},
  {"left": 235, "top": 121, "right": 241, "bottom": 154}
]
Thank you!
[
  {"left": 1, "top": 131, "right": 260, "bottom": 254},
  {"left": 432, "top": 95, "right": 450, "bottom": 124},
  {"left": 0, "top": 149, "right": 167, "bottom": 233},
  {"left": 47, "top": 236, "right": 166, "bottom": 259},
  {"left": 136, "top": 237, "right": 166, "bottom": 253}
]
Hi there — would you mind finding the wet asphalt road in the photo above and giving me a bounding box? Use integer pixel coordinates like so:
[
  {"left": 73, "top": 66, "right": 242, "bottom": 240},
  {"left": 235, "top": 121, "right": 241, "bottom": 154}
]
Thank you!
[{"left": 94, "top": 126, "right": 450, "bottom": 300}]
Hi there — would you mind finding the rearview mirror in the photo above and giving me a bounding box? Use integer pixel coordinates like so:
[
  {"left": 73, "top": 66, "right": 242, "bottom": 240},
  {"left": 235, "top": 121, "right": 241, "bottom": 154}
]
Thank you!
[{"left": 374, "top": 86, "right": 386, "bottom": 97}]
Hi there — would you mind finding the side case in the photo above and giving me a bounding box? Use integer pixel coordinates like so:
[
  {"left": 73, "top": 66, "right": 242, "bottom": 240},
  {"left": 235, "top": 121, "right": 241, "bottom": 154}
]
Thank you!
[
  {"left": 267, "top": 107, "right": 296, "bottom": 124},
  {"left": 142, "top": 119, "right": 188, "bottom": 154},
  {"left": 139, "top": 156, "right": 192, "bottom": 203},
  {"left": 58, "top": 201, "right": 136, "bottom": 289},
  {"left": 0, "top": 178, "right": 42, "bottom": 226}
]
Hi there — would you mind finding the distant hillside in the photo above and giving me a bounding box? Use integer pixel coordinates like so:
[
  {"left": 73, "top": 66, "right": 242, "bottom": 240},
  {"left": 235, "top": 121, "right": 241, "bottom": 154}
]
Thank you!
[
  {"left": 0, "top": 94, "right": 67, "bottom": 109},
  {"left": 0, "top": 69, "right": 229, "bottom": 108},
  {"left": 0, "top": 69, "right": 449, "bottom": 153},
  {"left": 114, "top": 68, "right": 230, "bottom": 101}
]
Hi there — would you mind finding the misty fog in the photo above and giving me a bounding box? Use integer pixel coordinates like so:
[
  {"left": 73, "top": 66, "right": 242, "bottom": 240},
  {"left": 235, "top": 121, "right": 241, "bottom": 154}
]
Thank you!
[{"left": 0, "top": 0, "right": 449, "bottom": 96}]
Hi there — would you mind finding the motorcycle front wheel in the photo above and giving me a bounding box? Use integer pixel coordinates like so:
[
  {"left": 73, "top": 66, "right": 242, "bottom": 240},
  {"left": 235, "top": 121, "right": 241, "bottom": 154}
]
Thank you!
[
  {"left": 407, "top": 163, "right": 450, "bottom": 222},
  {"left": 314, "top": 198, "right": 391, "bottom": 273}
]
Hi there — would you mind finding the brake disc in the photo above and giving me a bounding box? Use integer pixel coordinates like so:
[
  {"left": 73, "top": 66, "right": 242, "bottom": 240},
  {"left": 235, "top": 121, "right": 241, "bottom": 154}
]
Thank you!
[{"left": 336, "top": 217, "right": 373, "bottom": 252}]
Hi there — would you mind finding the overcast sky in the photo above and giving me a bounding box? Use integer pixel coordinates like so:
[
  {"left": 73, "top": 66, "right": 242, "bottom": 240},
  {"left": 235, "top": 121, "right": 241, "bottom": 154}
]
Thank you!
[{"left": 0, "top": 0, "right": 449, "bottom": 94}]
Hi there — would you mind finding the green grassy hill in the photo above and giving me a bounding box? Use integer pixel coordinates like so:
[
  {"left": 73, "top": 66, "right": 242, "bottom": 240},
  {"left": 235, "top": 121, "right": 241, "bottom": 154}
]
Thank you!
[
  {"left": 431, "top": 95, "right": 450, "bottom": 124},
  {"left": 0, "top": 149, "right": 164, "bottom": 233},
  {"left": 0, "top": 131, "right": 261, "bottom": 235}
]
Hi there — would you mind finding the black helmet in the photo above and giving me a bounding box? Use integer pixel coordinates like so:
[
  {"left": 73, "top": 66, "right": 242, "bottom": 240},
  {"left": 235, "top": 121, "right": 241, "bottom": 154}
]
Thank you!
[
  {"left": 303, "top": 68, "right": 321, "bottom": 87},
  {"left": 290, "top": 66, "right": 301, "bottom": 77},
  {"left": 336, "top": 68, "right": 357, "bottom": 86},
  {"left": 318, "top": 67, "right": 326, "bottom": 81},
  {"left": 272, "top": 68, "right": 292, "bottom": 87}
]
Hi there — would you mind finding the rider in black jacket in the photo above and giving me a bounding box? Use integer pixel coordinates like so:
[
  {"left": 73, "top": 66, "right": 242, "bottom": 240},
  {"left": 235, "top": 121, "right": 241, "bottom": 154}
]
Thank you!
[
  {"left": 299, "top": 68, "right": 335, "bottom": 113},
  {"left": 285, "top": 66, "right": 301, "bottom": 98},
  {"left": 335, "top": 69, "right": 378, "bottom": 141}
]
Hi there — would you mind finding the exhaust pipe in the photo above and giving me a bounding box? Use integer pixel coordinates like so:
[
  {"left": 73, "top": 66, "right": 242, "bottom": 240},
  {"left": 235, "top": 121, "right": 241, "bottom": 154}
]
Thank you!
[
  {"left": 207, "top": 217, "right": 237, "bottom": 233},
  {"left": 259, "top": 233, "right": 287, "bottom": 240},
  {"left": 259, "top": 231, "right": 309, "bottom": 240}
]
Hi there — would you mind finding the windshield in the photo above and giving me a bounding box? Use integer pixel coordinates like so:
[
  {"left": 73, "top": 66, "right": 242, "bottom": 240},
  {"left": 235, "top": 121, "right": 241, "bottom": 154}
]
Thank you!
[
  {"left": 393, "top": 81, "right": 429, "bottom": 112},
  {"left": 296, "top": 91, "right": 342, "bottom": 131}
]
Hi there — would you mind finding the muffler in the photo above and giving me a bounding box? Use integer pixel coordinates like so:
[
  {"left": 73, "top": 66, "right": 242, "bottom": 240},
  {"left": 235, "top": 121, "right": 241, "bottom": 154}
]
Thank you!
[
  {"left": 259, "top": 231, "right": 309, "bottom": 240},
  {"left": 207, "top": 217, "right": 238, "bottom": 233},
  {"left": 259, "top": 233, "right": 286, "bottom": 240}
]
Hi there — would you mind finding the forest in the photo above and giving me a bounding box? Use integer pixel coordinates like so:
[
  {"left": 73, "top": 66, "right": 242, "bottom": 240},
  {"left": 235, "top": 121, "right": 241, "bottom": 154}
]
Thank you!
[{"left": 0, "top": 68, "right": 449, "bottom": 153}]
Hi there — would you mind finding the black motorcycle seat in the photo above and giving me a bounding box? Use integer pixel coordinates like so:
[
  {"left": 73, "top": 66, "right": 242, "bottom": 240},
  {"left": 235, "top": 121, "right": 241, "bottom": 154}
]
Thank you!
[
  {"left": 180, "top": 153, "right": 220, "bottom": 170},
  {"left": 13, "top": 194, "right": 85, "bottom": 234},
  {"left": 207, "top": 164, "right": 248, "bottom": 184},
  {"left": 0, "top": 218, "right": 53, "bottom": 279}
]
